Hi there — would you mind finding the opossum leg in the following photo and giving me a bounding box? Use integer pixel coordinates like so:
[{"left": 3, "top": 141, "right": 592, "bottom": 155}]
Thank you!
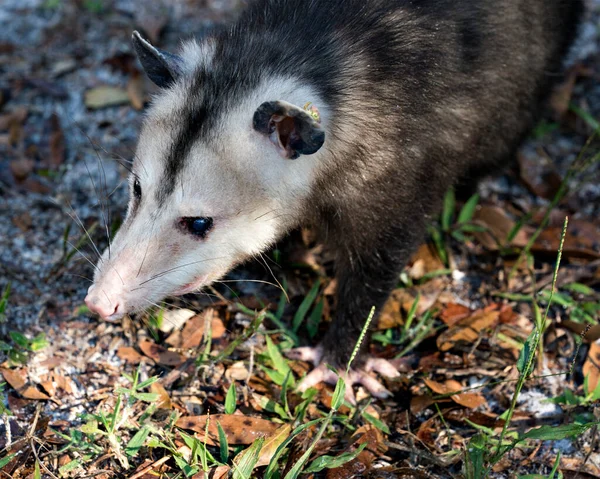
[
  {"left": 288, "top": 346, "right": 399, "bottom": 404},
  {"left": 322, "top": 232, "right": 414, "bottom": 369},
  {"left": 289, "top": 217, "right": 423, "bottom": 401}
]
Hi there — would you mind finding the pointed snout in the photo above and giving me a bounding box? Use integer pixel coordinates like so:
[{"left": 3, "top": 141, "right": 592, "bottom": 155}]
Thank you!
[{"left": 85, "top": 286, "right": 124, "bottom": 321}]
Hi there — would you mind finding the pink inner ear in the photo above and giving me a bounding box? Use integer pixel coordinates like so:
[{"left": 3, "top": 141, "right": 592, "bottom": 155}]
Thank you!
[{"left": 268, "top": 115, "right": 296, "bottom": 158}]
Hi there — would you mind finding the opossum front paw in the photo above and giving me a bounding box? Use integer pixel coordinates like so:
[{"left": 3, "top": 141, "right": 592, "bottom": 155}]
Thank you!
[{"left": 286, "top": 346, "right": 400, "bottom": 405}]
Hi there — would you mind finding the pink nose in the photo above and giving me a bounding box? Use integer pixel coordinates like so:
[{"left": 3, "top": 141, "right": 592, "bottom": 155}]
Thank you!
[{"left": 85, "top": 288, "right": 121, "bottom": 319}]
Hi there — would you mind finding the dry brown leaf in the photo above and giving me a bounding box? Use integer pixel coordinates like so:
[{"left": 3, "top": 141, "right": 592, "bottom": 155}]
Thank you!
[
  {"left": 54, "top": 374, "right": 74, "bottom": 395},
  {"left": 138, "top": 339, "right": 185, "bottom": 367},
  {"left": 498, "top": 304, "right": 518, "bottom": 324},
  {"left": 472, "top": 205, "right": 531, "bottom": 250},
  {"left": 446, "top": 409, "right": 504, "bottom": 429},
  {"left": 0, "top": 107, "right": 27, "bottom": 147},
  {"left": 437, "top": 308, "right": 500, "bottom": 352},
  {"left": 440, "top": 303, "right": 471, "bottom": 326},
  {"left": 444, "top": 379, "right": 486, "bottom": 409},
  {"left": 550, "top": 65, "right": 583, "bottom": 118},
  {"left": 39, "top": 379, "right": 56, "bottom": 397},
  {"left": 127, "top": 72, "right": 146, "bottom": 110},
  {"left": 518, "top": 149, "right": 562, "bottom": 200},
  {"left": 160, "top": 308, "right": 196, "bottom": 333},
  {"left": 226, "top": 361, "right": 249, "bottom": 381},
  {"left": 255, "top": 424, "right": 291, "bottom": 467},
  {"left": 326, "top": 425, "right": 385, "bottom": 478},
  {"left": 326, "top": 459, "right": 367, "bottom": 478},
  {"left": 583, "top": 341, "right": 600, "bottom": 393},
  {"left": 85, "top": 86, "right": 130, "bottom": 109},
  {"left": 378, "top": 288, "right": 405, "bottom": 329},
  {"left": 378, "top": 285, "right": 440, "bottom": 330},
  {"left": 48, "top": 113, "right": 65, "bottom": 168},
  {"left": 150, "top": 381, "right": 172, "bottom": 409},
  {"left": 117, "top": 346, "right": 144, "bottom": 364},
  {"left": 423, "top": 378, "right": 451, "bottom": 395},
  {"left": 561, "top": 455, "right": 600, "bottom": 478},
  {"left": 210, "top": 316, "right": 226, "bottom": 339},
  {"left": 0, "top": 368, "right": 50, "bottom": 400},
  {"left": 192, "top": 466, "right": 230, "bottom": 479},
  {"left": 560, "top": 321, "right": 600, "bottom": 342},
  {"left": 165, "top": 330, "right": 182, "bottom": 347},
  {"left": 0, "top": 115, "right": 12, "bottom": 131},
  {"left": 176, "top": 310, "right": 226, "bottom": 349},
  {"left": 410, "top": 394, "right": 436, "bottom": 414},
  {"left": 180, "top": 311, "right": 209, "bottom": 349},
  {"left": 424, "top": 379, "right": 486, "bottom": 409},
  {"left": 12, "top": 211, "right": 32, "bottom": 232},
  {"left": 407, "top": 243, "right": 445, "bottom": 280},
  {"left": 10, "top": 158, "right": 34, "bottom": 181},
  {"left": 20, "top": 177, "right": 51, "bottom": 194},
  {"left": 176, "top": 414, "right": 280, "bottom": 446},
  {"left": 532, "top": 220, "right": 600, "bottom": 260}
]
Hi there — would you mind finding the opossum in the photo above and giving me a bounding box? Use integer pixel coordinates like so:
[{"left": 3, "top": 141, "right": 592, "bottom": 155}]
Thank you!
[{"left": 85, "top": 0, "right": 583, "bottom": 401}]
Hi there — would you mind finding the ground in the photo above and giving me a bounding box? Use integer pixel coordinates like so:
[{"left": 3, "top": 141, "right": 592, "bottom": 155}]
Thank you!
[{"left": 0, "top": 1, "right": 600, "bottom": 478}]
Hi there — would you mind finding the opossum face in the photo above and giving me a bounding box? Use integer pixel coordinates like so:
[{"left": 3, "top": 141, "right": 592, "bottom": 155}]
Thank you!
[{"left": 84, "top": 33, "right": 326, "bottom": 320}]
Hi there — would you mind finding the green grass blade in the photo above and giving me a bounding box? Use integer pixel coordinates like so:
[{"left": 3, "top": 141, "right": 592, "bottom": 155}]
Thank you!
[
  {"left": 292, "top": 280, "right": 320, "bottom": 333},
  {"left": 0, "top": 282, "right": 10, "bottom": 322},
  {"left": 304, "top": 443, "right": 367, "bottom": 473},
  {"left": 548, "top": 452, "right": 561, "bottom": 479},
  {"left": 519, "top": 423, "right": 599, "bottom": 442},
  {"left": 570, "top": 103, "right": 600, "bottom": 132},
  {"left": 464, "top": 433, "right": 487, "bottom": 479},
  {"left": 265, "top": 335, "right": 294, "bottom": 387},
  {"left": 306, "top": 298, "right": 324, "bottom": 339},
  {"left": 442, "top": 188, "right": 456, "bottom": 231},
  {"left": 516, "top": 329, "right": 538, "bottom": 376},
  {"left": 264, "top": 419, "right": 323, "bottom": 479},
  {"left": 362, "top": 412, "right": 391, "bottom": 434},
  {"left": 232, "top": 437, "right": 264, "bottom": 479},
  {"left": 126, "top": 426, "right": 150, "bottom": 457},
  {"left": 225, "top": 382, "right": 237, "bottom": 415},
  {"left": 0, "top": 453, "right": 16, "bottom": 469},
  {"left": 217, "top": 421, "right": 229, "bottom": 464},
  {"left": 457, "top": 193, "right": 479, "bottom": 224},
  {"left": 331, "top": 377, "right": 346, "bottom": 411},
  {"left": 283, "top": 419, "right": 330, "bottom": 479}
]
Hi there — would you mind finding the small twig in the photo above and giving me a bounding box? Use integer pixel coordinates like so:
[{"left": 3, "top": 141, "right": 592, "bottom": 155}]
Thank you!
[
  {"left": 574, "top": 423, "right": 598, "bottom": 479},
  {"left": 2, "top": 412, "right": 11, "bottom": 450},
  {"left": 80, "top": 470, "right": 117, "bottom": 478},
  {"left": 28, "top": 403, "right": 42, "bottom": 438},
  {"left": 127, "top": 455, "right": 171, "bottom": 479},
  {"left": 30, "top": 438, "right": 60, "bottom": 479},
  {"left": 245, "top": 343, "right": 255, "bottom": 405}
]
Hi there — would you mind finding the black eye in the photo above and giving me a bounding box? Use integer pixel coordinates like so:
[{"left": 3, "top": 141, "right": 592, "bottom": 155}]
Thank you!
[
  {"left": 133, "top": 178, "right": 142, "bottom": 200},
  {"left": 180, "top": 217, "right": 213, "bottom": 238}
]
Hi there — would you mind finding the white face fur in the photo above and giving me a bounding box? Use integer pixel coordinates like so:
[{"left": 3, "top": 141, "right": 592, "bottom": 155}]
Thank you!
[{"left": 84, "top": 43, "right": 328, "bottom": 320}]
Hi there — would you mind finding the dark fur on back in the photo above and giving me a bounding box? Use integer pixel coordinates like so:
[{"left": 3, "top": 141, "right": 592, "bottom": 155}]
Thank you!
[{"left": 170, "top": 0, "right": 583, "bottom": 366}]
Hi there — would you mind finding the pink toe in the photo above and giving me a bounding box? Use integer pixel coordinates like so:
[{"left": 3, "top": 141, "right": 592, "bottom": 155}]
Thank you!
[
  {"left": 356, "top": 373, "right": 392, "bottom": 399},
  {"left": 297, "top": 364, "right": 337, "bottom": 391},
  {"left": 286, "top": 346, "right": 323, "bottom": 365},
  {"left": 366, "top": 358, "right": 401, "bottom": 378}
]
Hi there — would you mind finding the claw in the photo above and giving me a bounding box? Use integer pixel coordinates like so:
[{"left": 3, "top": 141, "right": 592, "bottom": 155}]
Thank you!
[
  {"left": 289, "top": 346, "right": 399, "bottom": 405},
  {"left": 365, "top": 357, "right": 401, "bottom": 378},
  {"left": 296, "top": 363, "right": 338, "bottom": 391}
]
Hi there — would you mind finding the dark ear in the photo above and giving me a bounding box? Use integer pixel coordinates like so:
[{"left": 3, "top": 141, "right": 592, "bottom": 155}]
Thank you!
[
  {"left": 253, "top": 101, "right": 325, "bottom": 159},
  {"left": 132, "top": 31, "right": 183, "bottom": 88}
]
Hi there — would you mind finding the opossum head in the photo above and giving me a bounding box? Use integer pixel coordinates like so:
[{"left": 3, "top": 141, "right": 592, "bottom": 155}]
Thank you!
[{"left": 85, "top": 32, "right": 326, "bottom": 320}]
